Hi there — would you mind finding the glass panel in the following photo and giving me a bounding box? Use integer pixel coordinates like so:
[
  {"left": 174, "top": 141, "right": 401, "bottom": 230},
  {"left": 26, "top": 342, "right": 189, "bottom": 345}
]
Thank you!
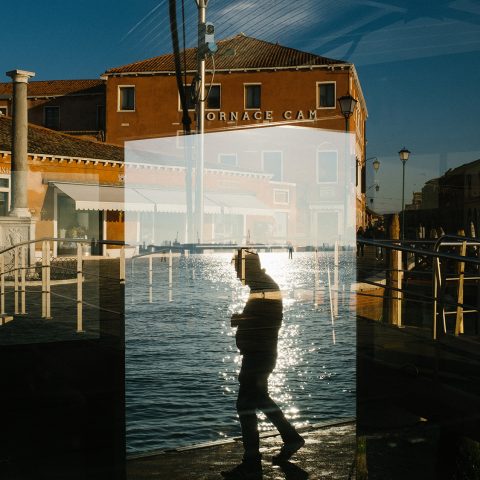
[
  {"left": 317, "top": 151, "right": 338, "bottom": 183},
  {"left": 245, "top": 85, "right": 261, "bottom": 109},
  {"left": 44, "top": 107, "right": 60, "bottom": 129},
  {"left": 319, "top": 83, "right": 335, "bottom": 107},
  {"left": 0, "top": 191, "right": 8, "bottom": 215},
  {"left": 0, "top": 178, "right": 9, "bottom": 188},
  {"left": 263, "top": 151, "right": 282, "bottom": 181},
  {"left": 207, "top": 85, "right": 221, "bottom": 109},
  {"left": 120, "top": 87, "right": 135, "bottom": 111}
]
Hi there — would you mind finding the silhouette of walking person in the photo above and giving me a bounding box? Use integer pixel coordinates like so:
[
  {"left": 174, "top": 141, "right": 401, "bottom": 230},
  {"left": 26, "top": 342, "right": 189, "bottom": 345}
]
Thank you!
[{"left": 222, "top": 249, "right": 304, "bottom": 480}]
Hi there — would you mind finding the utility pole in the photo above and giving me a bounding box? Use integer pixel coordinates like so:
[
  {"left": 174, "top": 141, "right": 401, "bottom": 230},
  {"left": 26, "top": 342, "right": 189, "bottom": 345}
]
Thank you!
[{"left": 194, "top": 0, "right": 207, "bottom": 243}]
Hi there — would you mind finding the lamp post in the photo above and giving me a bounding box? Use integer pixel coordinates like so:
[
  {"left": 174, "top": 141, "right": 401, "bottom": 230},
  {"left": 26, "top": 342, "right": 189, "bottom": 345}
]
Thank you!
[
  {"left": 366, "top": 156, "right": 380, "bottom": 210},
  {"left": 337, "top": 94, "right": 358, "bottom": 244},
  {"left": 399, "top": 147, "right": 411, "bottom": 240},
  {"left": 338, "top": 94, "right": 358, "bottom": 132}
]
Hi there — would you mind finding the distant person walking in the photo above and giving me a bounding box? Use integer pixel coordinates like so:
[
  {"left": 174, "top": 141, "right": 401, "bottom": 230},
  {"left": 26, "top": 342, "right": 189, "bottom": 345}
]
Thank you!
[
  {"left": 288, "top": 244, "right": 294, "bottom": 259},
  {"left": 222, "top": 250, "right": 304, "bottom": 480}
]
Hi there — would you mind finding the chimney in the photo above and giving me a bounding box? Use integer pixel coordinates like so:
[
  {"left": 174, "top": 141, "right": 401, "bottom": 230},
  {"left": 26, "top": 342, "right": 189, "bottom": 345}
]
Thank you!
[{"left": 6, "top": 69, "right": 35, "bottom": 217}]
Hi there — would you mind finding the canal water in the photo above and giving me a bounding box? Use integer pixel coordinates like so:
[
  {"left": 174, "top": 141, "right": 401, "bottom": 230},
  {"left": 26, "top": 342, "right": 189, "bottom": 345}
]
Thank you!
[{"left": 125, "top": 251, "right": 356, "bottom": 454}]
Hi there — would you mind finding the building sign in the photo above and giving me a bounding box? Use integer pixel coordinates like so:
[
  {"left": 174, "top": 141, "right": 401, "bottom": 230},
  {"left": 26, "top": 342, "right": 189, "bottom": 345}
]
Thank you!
[{"left": 204, "top": 110, "right": 318, "bottom": 122}]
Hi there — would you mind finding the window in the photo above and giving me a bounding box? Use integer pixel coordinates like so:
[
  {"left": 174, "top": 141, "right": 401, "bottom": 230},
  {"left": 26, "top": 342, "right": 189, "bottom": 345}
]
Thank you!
[
  {"left": 206, "top": 85, "right": 221, "bottom": 110},
  {"left": 0, "top": 176, "right": 10, "bottom": 216},
  {"left": 245, "top": 84, "right": 261, "bottom": 109},
  {"left": 44, "top": 106, "right": 60, "bottom": 129},
  {"left": 118, "top": 86, "right": 135, "bottom": 111},
  {"left": 97, "top": 105, "right": 105, "bottom": 130},
  {"left": 273, "top": 212, "right": 288, "bottom": 238},
  {"left": 316, "top": 150, "right": 338, "bottom": 183},
  {"left": 218, "top": 153, "right": 237, "bottom": 167},
  {"left": 262, "top": 151, "right": 283, "bottom": 181},
  {"left": 0, "top": 107, "right": 7, "bottom": 116},
  {"left": 317, "top": 82, "right": 336, "bottom": 108},
  {"left": 178, "top": 85, "right": 196, "bottom": 111},
  {"left": 274, "top": 189, "right": 289, "bottom": 205}
]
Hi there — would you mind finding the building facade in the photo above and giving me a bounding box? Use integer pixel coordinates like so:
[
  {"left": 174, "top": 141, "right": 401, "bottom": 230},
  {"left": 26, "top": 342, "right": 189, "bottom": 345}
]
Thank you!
[{"left": 0, "top": 79, "right": 105, "bottom": 141}]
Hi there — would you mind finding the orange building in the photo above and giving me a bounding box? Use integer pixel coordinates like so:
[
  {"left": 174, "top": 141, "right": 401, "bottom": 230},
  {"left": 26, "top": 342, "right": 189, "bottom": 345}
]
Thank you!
[
  {"left": 0, "top": 116, "right": 123, "bottom": 255},
  {"left": 104, "top": 35, "right": 368, "bottom": 235},
  {"left": 0, "top": 79, "right": 105, "bottom": 140},
  {"left": 0, "top": 35, "right": 368, "bottom": 252}
]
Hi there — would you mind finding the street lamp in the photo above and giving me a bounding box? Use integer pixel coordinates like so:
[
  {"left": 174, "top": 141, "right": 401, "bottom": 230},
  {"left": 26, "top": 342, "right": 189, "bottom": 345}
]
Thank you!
[
  {"left": 399, "top": 147, "right": 411, "bottom": 240},
  {"left": 365, "top": 157, "right": 380, "bottom": 210},
  {"left": 338, "top": 94, "right": 358, "bottom": 131}
]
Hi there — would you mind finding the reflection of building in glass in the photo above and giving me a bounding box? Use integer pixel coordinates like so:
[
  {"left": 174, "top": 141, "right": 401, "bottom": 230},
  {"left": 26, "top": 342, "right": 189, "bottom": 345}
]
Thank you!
[
  {"left": 104, "top": 34, "right": 368, "bottom": 229},
  {"left": 126, "top": 127, "right": 355, "bottom": 247},
  {"left": 404, "top": 159, "right": 480, "bottom": 237}
]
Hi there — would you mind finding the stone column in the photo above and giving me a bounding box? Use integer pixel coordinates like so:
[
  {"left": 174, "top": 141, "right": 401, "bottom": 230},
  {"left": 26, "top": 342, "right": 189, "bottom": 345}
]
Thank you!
[{"left": 6, "top": 69, "right": 35, "bottom": 218}]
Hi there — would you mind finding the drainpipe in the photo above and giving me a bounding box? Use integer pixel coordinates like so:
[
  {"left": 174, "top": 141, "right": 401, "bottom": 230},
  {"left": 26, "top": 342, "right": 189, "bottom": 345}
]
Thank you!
[{"left": 6, "top": 69, "right": 35, "bottom": 218}]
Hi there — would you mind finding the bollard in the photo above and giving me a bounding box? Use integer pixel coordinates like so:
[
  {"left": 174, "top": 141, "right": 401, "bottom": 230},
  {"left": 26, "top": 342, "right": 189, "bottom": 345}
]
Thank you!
[{"left": 76, "top": 243, "right": 84, "bottom": 333}]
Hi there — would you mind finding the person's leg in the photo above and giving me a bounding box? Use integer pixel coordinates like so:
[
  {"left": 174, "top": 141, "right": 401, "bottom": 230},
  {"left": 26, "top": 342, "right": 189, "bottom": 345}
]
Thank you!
[
  {"left": 236, "top": 372, "right": 261, "bottom": 463},
  {"left": 256, "top": 373, "right": 302, "bottom": 443}
]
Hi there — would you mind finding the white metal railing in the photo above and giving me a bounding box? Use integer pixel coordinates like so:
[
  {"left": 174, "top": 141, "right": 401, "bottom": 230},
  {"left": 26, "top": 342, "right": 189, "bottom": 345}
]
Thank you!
[{"left": 0, "top": 238, "right": 126, "bottom": 335}]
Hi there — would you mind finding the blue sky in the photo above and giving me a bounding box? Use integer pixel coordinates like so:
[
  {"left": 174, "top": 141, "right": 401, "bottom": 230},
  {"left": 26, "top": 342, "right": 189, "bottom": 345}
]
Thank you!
[{"left": 1, "top": 0, "right": 480, "bottom": 212}]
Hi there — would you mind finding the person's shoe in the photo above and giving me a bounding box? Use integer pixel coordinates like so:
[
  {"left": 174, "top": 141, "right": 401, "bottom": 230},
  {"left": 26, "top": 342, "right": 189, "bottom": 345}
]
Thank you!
[
  {"left": 272, "top": 437, "right": 305, "bottom": 464},
  {"left": 221, "top": 461, "right": 262, "bottom": 479}
]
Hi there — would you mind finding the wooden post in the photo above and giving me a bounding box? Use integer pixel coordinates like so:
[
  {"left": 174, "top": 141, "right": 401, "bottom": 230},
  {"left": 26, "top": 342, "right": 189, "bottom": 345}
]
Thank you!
[
  {"left": 76, "top": 243, "right": 84, "bottom": 333},
  {"left": 20, "top": 245, "right": 26, "bottom": 315},
  {"left": 388, "top": 214, "right": 403, "bottom": 326},
  {"left": 241, "top": 249, "right": 246, "bottom": 286},
  {"left": 14, "top": 247, "right": 19, "bottom": 315},
  {"left": 0, "top": 255, "right": 5, "bottom": 315},
  {"left": 119, "top": 246, "right": 126, "bottom": 284},
  {"left": 41, "top": 241, "right": 46, "bottom": 318},
  {"left": 334, "top": 240, "right": 339, "bottom": 317},
  {"left": 148, "top": 256, "right": 153, "bottom": 303},
  {"left": 327, "top": 265, "right": 336, "bottom": 344},
  {"left": 46, "top": 242, "right": 51, "bottom": 319},
  {"left": 455, "top": 230, "right": 466, "bottom": 335},
  {"left": 168, "top": 250, "right": 173, "bottom": 303}
]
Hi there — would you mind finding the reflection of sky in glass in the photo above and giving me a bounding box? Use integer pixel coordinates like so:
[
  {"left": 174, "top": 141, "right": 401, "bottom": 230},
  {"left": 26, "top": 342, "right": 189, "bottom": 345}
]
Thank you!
[{"left": 126, "top": 251, "right": 355, "bottom": 453}]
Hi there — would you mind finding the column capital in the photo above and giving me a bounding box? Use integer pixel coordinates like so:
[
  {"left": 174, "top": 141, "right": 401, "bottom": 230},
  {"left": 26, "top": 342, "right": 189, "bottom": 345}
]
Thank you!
[{"left": 6, "top": 69, "right": 35, "bottom": 83}]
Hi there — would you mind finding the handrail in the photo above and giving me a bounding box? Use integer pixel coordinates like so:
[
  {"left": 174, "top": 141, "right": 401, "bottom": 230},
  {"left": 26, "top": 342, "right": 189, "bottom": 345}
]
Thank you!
[
  {"left": 0, "top": 237, "right": 126, "bottom": 336},
  {"left": 0, "top": 237, "right": 125, "bottom": 256},
  {"left": 358, "top": 238, "right": 480, "bottom": 265}
]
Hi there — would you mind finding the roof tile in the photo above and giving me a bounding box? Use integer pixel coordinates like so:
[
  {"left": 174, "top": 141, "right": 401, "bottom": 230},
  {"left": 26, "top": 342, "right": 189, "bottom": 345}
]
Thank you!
[
  {"left": 0, "top": 79, "right": 104, "bottom": 97},
  {"left": 105, "top": 34, "right": 347, "bottom": 74},
  {"left": 0, "top": 116, "right": 123, "bottom": 162}
]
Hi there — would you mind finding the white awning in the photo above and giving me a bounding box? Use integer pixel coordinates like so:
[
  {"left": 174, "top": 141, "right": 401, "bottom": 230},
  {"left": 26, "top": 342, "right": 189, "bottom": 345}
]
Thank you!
[
  {"left": 135, "top": 188, "right": 220, "bottom": 214},
  {"left": 206, "top": 193, "right": 273, "bottom": 216},
  {"left": 53, "top": 183, "right": 154, "bottom": 212}
]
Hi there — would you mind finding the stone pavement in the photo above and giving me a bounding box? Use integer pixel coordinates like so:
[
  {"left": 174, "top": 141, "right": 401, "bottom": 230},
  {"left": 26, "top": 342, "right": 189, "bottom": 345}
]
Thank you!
[{"left": 127, "top": 419, "right": 356, "bottom": 480}]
